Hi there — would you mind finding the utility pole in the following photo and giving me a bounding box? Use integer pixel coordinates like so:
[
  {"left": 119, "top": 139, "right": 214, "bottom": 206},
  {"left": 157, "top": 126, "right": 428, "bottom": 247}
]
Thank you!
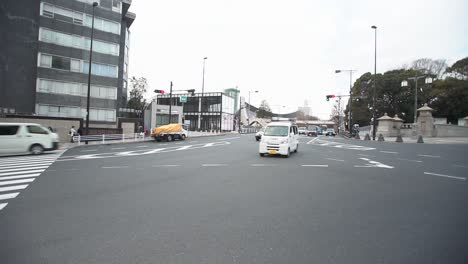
[
  {"left": 371, "top": 25, "right": 377, "bottom": 140},
  {"left": 168, "top": 81, "right": 173, "bottom": 124}
]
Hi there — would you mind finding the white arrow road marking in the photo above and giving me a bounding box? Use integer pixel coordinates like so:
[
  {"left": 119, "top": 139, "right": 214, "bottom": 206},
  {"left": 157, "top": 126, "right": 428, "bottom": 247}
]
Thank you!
[
  {"left": 354, "top": 158, "right": 394, "bottom": 169},
  {"left": 424, "top": 172, "right": 466, "bottom": 181}
]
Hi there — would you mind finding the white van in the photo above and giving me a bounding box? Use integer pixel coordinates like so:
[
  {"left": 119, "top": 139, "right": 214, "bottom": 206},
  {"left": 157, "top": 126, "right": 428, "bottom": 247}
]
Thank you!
[
  {"left": 0, "top": 123, "right": 60, "bottom": 155},
  {"left": 259, "top": 122, "right": 299, "bottom": 158}
]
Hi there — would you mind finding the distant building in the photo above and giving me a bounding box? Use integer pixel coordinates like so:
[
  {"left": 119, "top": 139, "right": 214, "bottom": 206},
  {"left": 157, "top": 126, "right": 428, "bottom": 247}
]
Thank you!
[
  {"left": 0, "top": 0, "right": 135, "bottom": 128},
  {"left": 224, "top": 88, "right": 240, "bottom": 113},
  {"left": 156, "top": 92, "right": 235, "bottom": 131},
  {"left": 298, "top": 106, "right": 311, "bottom": 116}
]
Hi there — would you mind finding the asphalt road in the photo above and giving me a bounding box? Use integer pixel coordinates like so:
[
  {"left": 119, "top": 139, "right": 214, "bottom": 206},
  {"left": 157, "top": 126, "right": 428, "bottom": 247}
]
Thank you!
[{"left": 0, "top": 135, "right": 467, "bottom": 263}]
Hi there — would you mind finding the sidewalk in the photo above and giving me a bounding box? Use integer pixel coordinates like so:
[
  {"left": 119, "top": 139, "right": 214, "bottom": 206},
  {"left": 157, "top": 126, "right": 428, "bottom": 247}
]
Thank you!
[
  {"left": 60, "top": 131, "right": 229, "bottom": 150},
  {"left": 355, "top": 136, "right": 468, "bottom": 144}
]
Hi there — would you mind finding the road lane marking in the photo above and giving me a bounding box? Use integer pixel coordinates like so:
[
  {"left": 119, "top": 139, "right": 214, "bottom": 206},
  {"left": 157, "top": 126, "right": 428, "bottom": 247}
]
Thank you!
[
  {"left": 354, "top": 158, "right": 394, "bottom": 169},
  {"left": 101, "top": 166, "right": 129, "bottom": 169},
  {"left": 135, "top": 145, "right": 149, "bottom": 148},
  {"left": 175, "top": 143, "right": 182, "bottom": 145},
  {"left": 176, "top": 145, "right": 192, "bottom": 150},
  {"left": 202, "top": 164, "right": 227, "bottom": 167},
  {"left": 307, "top": 137, "right": 320, "bottom": 144},
  {"left": 325, "top": 158, "right": 345, "bottom": 162},
  {"left": 0, "top": 178, "right": 35, "bottom": 186},
  {"left": 418, "top": 154, "right": 441, "bottom": 158},
  {"left": 423, "top": 172, "right": 466, "bottom": 181},
  {"left": 111, "top": 147, "right": 126, "bottom": 150},
  {"left": 0, "top": 169, "right": 45, "bottom": 177},
  {"left": 453, "top": 164, "right": 468, "bottom": 168},
  {"left": 0, "top": 192, "right": 19, "bottom": 200},
  {"left": 358, "top": 154, "right": 370, "bottom": 157},
  {"left": 0, "top": 166, "right": 49, "bottom": 173},
  {"left": 308, "top": 139, "right": 375, "bottom": 151},
  {"left": 0, "top": 185, "right": 29, "bottom": 192},
  {"left": 397, "top": 158, "right": 422, "bottom": 163},
  {"left": 380, "top": 151, "right": 398, "bottom": 154},
  {"left": 217, "top": 137, "right": 240, "bottom": 141},
  {"left": 0, "top": 203, "right": 7, "bottom": 211},
  {"left": 0, "top": 173, "right": 41, "bottom": 181},
  {"left": 80, "top": 149, "right": 98, "bottom": 152},
  {"left": 151, "top": 165, "right": 180, "bottom": 167},
  {"left": 0, "top": 156, "right": 59, "bottom": 163},
  {"left": 250, "top": 164, "right": 276, "bottom": 167},
  {"left": 301, "top": 165, "right": 329, "bottom": 167}
]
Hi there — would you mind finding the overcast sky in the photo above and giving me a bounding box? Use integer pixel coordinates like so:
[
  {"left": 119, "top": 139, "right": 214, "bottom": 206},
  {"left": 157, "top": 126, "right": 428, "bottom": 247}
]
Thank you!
[{"left": 127, "top": 0, "right": 468, "bottom": 119}]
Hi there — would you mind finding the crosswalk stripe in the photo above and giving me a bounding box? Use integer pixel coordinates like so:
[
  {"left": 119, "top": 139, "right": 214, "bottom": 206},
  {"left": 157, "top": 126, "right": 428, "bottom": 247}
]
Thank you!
[
  {"left": 0, "top": 166, "right": 49, "bottom": 173},
  {"left": 0, "top": 173, "right": 41, "bottom": 181},
  {"left": 0, "top": 155, "right": 60, "bottom": 163},
  {"left": 0, "top": 192, "right": 19, "bottom": 200},
  {"left": 0, "top": 185, "right": 29, "bottom": 192},
  {"left": 0, "top": 159, "right": 58, "bottom": 166},
  {"left": 0, "top": 162, "right": 54, "bottom": 169},
  {"left": 0, "top": 203, "right": 7, "bottom": 211},
  {"left": 0, "top": 178, "right": 35, "bottom": 186},
  {"left": 0, "top": 169, "right": 45, "bottom": 177}
]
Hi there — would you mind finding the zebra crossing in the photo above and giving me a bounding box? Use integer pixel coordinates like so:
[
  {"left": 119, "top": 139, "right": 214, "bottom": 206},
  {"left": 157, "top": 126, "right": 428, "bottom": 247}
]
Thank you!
[{"left": 0, "top": 153, "right": 63, "bottom": 212}]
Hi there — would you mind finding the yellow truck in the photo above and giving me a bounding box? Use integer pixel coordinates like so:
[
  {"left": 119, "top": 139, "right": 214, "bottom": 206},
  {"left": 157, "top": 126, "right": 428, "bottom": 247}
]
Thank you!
[{"left": 151, "top": 124, "right": 188, "bottom": 142}]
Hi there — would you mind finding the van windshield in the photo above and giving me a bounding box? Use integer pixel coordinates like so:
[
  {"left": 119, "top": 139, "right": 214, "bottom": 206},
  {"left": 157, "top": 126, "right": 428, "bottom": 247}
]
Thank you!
[{"left": 264, "top": 126, "right": 289, "bottom": 137}]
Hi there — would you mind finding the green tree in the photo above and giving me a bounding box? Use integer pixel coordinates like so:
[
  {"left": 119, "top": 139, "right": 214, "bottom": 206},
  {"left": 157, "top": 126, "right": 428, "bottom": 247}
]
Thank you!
[
  {"left": 446, "top": 57, "right": 468, "bottom": 80},
  {"left": 127, "top": 77, "right": 148, "bottom": 117},
  {"left": 257, "top": 100, "right": 272, "bottom": 118}
]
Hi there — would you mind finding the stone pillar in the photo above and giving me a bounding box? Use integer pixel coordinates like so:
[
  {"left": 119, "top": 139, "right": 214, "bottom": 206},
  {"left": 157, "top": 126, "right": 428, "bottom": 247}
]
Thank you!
[
  {"left": 392, "top": 114, "right": 404, "bottom": 137},
  {"left": 376, "top": 113, "right": 393, "bottom": 137},
  {"left": 417, "top": 103, "right": 434, "bottom": 137},
  {"left": 464, "top": 116, "right": 468, "bottom": 127}
]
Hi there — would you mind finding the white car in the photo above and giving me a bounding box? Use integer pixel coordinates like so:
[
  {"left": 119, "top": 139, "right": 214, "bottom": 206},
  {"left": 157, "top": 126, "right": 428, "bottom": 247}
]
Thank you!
[
  {"left": 255, "top": 127, "right": 265, "bottom": 141},
  {"left": 0, "top": 123, "right": 60, "bottom": 155},
  {"left": 259, "top": 122, "right": 299, "bottom": 158}
]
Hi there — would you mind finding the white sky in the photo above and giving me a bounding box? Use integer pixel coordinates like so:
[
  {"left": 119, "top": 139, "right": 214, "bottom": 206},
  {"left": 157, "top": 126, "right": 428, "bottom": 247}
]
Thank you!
[{"left": 127, "top": 0, "right": 468, "bottom": 119}]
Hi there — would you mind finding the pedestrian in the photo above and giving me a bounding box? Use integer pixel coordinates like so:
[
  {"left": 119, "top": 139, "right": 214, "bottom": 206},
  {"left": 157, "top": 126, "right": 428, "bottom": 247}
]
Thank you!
[{"left": 69, "top": 126, "right": 76, "bottom": 143}]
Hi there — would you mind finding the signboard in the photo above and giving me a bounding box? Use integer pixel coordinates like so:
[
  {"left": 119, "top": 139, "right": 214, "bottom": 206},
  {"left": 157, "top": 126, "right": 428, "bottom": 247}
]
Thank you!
[{"left": 180, "top": 96, "right": 187, "bottom": 103}]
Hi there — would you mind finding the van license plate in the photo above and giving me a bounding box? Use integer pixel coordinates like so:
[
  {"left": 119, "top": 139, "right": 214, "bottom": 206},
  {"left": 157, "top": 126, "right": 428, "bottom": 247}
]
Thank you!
[{"left": 268, "top": 150, "right": 277, "bottom": 155}]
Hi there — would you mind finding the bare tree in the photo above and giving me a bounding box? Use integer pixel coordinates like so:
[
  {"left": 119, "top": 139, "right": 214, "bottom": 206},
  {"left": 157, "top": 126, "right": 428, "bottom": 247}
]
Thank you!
[{"left": 408, "top": 58, "right": 447, "bottom": 79}]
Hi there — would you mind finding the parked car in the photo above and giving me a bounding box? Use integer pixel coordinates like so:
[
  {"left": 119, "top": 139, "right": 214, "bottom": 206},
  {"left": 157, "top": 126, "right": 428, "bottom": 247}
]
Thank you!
[
  {"left": 307, "top": 130, "right": 317, "bottom": 137},
  {"left": 298, "top": 128, "right": 307, "bottom": 135},
  {"left": 255, "top": 127, "right": 265, "bottom": 141},
  {"left": 325, "top": 128, "right": 336, "bottom": 136},
  {"left": 0, "top": 123, "right": 60, "bottom": 155},
  {"left": 259, "top": 122, "right": 299, "bottom": 158}
]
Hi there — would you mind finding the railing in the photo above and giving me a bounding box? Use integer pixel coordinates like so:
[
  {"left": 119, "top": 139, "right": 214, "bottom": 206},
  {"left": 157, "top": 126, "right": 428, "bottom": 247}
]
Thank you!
[
  {"left": 239, "top": 127, "right": 260, "bottom": 134},
  {"left": 73, "top": 133, "right": 146, "bottom": 145}
]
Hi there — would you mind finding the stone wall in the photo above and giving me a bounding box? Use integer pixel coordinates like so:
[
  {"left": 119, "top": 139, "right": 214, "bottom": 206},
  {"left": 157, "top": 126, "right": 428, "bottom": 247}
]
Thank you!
[{"left": 434, "top": 125, "right": 468, "bottom": 137}]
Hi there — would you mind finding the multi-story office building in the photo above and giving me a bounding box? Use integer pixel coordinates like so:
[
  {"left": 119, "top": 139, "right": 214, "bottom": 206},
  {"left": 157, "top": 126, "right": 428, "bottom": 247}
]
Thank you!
[{"left": 0, "top": 0, "right": 135, "bottom": 127}]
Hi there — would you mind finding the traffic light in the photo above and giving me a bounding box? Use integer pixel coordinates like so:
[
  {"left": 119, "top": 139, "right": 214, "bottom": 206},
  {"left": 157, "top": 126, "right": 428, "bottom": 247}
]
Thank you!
[
  {"left": 326, "top": 95, "right": 335, "bottom": 101},
  {"left": 154, "top": 89, "right": 165, "bottom": 94}
]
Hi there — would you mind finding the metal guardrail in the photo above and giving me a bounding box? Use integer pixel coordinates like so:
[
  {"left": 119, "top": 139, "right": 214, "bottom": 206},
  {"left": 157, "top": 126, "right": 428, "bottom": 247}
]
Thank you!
[{"left": 72, "top": 133, "right": 145, "bottom": 145}]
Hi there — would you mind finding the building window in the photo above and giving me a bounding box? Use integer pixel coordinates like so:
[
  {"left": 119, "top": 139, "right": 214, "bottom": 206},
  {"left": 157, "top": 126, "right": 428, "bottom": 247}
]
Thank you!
[
  {"left": 124, "top": 62, "right": 128, "bottom": 74},
  {"left": 40, "top": 54, "right": 52, "bottom": 67},
  {"left": 71, "top": 59, "right": 81, "bottom": 72},
  {"left": 41, "top": 2, "right": 120, "bottom": 35},
  {"left": 112, "top": 0, "right": 121, "bottom": 12},
  {"left": 83, "top": 62, "right": 118, "bottom": 78},
  {"left": 51, "top": 56, "right": 70, "bottom": 70},
  {"left": 37, "top": 78, "right": 118, "bottom": 100},
  {"left": 40, "top": 27, "right": 119, "bottom": 56}
]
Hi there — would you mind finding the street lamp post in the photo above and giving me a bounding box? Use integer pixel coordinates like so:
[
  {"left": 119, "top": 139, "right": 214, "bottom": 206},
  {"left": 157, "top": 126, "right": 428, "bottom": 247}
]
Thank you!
[
  {"left": 401, "top": 76, "right": 433, "bottom": 123},
  {"left": 371, "top": 25, "right": 377, "bottom": 140},
  {"left": 168, "top": 81, "right": 173, "bottom": 124},
  {"left": 85, "top": 2, "right": 98, "bottom": 140},
  {"left": 198, "top": 57, "right": 207, "bottom": 130},
  {"left": 247, "top": 90, "right": 258, "bottom": 125},
  {"left": 335, "top": 69, "right": 356, "bottom": 133}
]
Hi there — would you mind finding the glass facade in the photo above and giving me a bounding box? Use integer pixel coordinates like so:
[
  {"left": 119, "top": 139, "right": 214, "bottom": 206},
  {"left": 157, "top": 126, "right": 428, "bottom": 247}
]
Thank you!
[
  {"left": 36, "top": 104, "right": 116, "bottom": 121},
  {"left": 37, "top": 78, "right": 117, "bottom": 100},
  {"left": 156, "top": 93, "right": 235, "bottom": 131},
  {"left": 39, "top": 53, "right": 118, "bottom": 78}
]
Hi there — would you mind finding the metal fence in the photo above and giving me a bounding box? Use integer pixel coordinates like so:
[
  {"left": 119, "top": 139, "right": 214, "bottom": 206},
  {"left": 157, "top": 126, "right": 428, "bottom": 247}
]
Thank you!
[{"left": 73, "top": 133, "right": 146, "bottom": 145}]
